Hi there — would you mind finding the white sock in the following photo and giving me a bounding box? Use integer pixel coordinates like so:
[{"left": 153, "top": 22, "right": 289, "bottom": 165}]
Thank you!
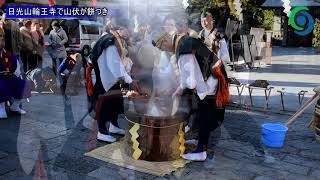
[
  {"left": 11, "top": 99, "right": 21, "bottom": 108},
  {"left": 0, "top": 103, "right": 7, "bottom": 118},
  {"left": 0, "top": 103, "right": 6, "bottom": 112},
  {"left": 185, "top": 139, "right": 198, "bottom": 145},
  {"left": 109, "top": 123, "right": 125, "bottom": 135},
  {"left": 0, "top": 102, "right": 5, "bottom": 109},
  {"left": 110, "top": 123, "right": 120, "bottom": 129},
  {"left": 183, "top": 151, "right": 207, "bottom": 161}
]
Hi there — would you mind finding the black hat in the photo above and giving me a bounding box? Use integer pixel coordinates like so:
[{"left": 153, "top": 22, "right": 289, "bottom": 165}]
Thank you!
[
  {"left": 51, "top": 21, "right": 60, "bottom": 28},
  {"left": 24, "top": 20, "right": 32, "bottom": 27},
  {"left": 201, "top": 11, "right": 213, "bottom": 18}
]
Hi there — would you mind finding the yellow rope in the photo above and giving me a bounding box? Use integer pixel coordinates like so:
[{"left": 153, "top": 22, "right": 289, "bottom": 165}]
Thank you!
[
  {"left": 129, "top": 123, "right": 142, "bottom": 160},
  {"left": 125, "top": 116, "right": 183, "bottom": 129},
  {"left": 178, "top": 123, "right": 185, "bottom": 157}
]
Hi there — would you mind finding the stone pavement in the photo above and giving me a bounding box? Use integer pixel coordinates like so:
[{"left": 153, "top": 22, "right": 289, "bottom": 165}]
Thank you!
[
  {"left": 0, "top": 47, "right": 319, "bottom": 179},
  {"left": 0, "top": 91, "right": 319, "bottom": 180}
]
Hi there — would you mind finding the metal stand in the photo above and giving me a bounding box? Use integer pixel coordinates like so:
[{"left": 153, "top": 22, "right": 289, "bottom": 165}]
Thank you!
[
  {"left": 277, "top": 89, "right": 308, "bottom": 112},
  {"left": 246, "top": 85, "right": 274, "bottom": 110},
  {"left": 229, "top": 84, "right": 245, "bottom": 104}
]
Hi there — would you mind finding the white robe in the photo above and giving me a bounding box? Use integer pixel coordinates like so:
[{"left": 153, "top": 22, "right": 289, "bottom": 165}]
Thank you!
[
  {"left": 97, "top": 45, "right": 132, "bottom": 92},
  {"left": 177, "top": 54, "right": 218, "bottom": 100}
]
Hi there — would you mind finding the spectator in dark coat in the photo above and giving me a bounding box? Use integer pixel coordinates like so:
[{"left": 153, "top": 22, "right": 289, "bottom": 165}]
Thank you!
[{"left": 20, "top": 20, "right": 36, "bottom": 72}]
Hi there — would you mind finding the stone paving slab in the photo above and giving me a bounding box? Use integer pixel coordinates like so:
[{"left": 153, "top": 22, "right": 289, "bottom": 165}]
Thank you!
[
  {"left": 283, "top": 155, "right": 320, "bottom": 170},
  {"left": 310, "top": 169, "right": 320, "bottom": 179},
  {"left": 0, "top": 151, "right": 8, "bottom": 160},
  {"left": 0, "top": 155, "right": 20, "bottom": 176},
  {"left": 1, "top": 99, "right": 319, "bottom": 180}
]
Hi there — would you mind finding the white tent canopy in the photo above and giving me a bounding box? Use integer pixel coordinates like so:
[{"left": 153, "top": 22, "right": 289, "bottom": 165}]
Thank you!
[{"left": 262, "top": 0, "right": 320, "bottom": 7}]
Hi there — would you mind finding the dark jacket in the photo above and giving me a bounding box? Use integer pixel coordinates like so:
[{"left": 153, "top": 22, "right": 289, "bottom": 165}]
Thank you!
[
  {"left": 90, "top": 34, "right": 116, "bottom": 64},
  {"left": 176, "top": 34, "right": 229, "bottom": 107},
  {"left": 20, "top": 26, "right": 35, "bottom": 53},
  {"left": 3, "top": 20, "right": 21, "bottom": 55}
]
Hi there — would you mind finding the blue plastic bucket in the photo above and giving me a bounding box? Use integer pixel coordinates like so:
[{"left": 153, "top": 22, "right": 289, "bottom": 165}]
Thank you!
[{"left": 262, "top": 123, "right": 288, "bottom": 148}]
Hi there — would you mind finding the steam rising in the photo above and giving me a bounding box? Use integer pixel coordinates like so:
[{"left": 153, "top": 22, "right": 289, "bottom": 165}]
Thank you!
[
  {"left": 102, "top": 0, "right": 191, "bottom": 117},
  {"left": 131, "top": 45, "right": 189, "bottom": 117}
]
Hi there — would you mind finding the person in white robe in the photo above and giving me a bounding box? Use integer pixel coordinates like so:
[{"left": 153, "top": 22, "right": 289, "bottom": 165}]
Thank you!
[{"left": 89, "top": 27, "right": 135, "bottom": 143}]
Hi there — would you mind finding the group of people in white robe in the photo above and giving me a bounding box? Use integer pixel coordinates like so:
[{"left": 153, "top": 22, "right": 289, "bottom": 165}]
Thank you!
[{"left": 88, "top": 11, "right": 230, "bottom": 161}]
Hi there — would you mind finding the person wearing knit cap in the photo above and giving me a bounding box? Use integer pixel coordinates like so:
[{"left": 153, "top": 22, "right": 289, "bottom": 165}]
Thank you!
[{"left": 0, "top": 28, "right": 32, "bottom": 118}]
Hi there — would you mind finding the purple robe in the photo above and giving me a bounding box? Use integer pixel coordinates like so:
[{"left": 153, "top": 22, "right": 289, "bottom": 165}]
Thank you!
[{"left": 0, "top": 50, "right": 31, "bottom": 103}]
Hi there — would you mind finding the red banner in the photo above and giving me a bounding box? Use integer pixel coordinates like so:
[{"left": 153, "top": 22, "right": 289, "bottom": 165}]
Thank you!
[
  {"left": 48, "top": 0, "right": 55, "bottom": 6},
  {"left": 92, "top": 0, "right": 97, "bottom": 6},
  {"left": 0, "top": 0, "right": 5, "bottom": 8}
]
